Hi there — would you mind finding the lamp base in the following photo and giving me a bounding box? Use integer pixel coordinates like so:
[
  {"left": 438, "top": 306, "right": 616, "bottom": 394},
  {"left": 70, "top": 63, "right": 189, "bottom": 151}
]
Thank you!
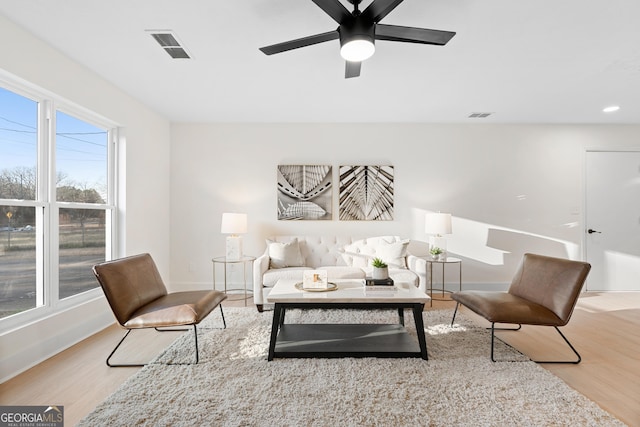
[
  {"left": 429, "top": 235, "right": 447, "bottom": 260},
  {"left": 225, "top": 236, "right": 243, "bottom": 261}
]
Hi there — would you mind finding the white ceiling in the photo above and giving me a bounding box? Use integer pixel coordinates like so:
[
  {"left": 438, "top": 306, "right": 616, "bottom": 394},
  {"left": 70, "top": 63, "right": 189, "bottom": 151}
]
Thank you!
[{"left": 1, "top": 0, "right": 639, "bottom": 123}]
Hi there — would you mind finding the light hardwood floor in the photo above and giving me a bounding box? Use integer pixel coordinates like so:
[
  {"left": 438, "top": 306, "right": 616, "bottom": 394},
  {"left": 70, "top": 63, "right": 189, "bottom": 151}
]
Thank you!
[{"left": 1, "top": 293, "right": 639, "bottom": 426}]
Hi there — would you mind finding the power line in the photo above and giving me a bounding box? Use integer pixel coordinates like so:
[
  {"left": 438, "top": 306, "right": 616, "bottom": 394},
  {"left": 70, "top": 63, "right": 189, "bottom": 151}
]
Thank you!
[
  {"left": 56, "top": 133, "right": 106, "bottom": 147},
  {"left": 57, "top": 132, "right": 105, "bottom": 135},
  {"left": 1, "top": 126, "right": 107, "bottom": 147},
  {"left": 0, "top": 115, "right": 36, "bottom": 130},
  {"left": 0, "top": 127, "right": 35, "bottom": 134}
]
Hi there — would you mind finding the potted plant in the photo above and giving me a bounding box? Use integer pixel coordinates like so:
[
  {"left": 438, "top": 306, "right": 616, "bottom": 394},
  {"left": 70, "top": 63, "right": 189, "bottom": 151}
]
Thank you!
[
  {"left": 371, "top": 257, "right": 389, "bottom": 280},
  {"left": 430, "top": 247, "right": 445, "bottom": 261}
]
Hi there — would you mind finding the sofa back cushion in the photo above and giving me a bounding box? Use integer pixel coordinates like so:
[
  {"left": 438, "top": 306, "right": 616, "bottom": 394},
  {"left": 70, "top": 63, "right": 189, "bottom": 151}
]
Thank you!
[
  {"left": 264, "top": 236, "right": 410, "bottom": 269},
  {"left": 267, "top": 238, "right": 305, "bottom": 268},
  {"left": 374, "top": 239, "right": 410, "bottom": 268},
  {"left": 342, "top": 236, "right": 409, "bottom": 268},
  {"left": 265, "top": 236, "right": 356, "bottom": 268}
]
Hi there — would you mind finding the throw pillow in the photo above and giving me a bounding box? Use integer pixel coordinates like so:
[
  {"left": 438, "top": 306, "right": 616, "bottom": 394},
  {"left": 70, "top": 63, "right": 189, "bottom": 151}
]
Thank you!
[
  {"left": 267, "top": 238, "right": 305, "bottom": 269},
  {"left": 373, "top": 239, "right": 410, "bottom": 268},
  {"left": 341, "top": 241, "right": 376, "bottom": 268},
  {"left": 339, "top": 248, "right": 372, "bottom": 268}
]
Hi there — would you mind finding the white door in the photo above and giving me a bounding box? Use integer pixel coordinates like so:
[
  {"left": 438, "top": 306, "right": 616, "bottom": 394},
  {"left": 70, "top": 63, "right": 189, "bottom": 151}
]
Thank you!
[{"left": 585, "top": 150, "right": 640, "bottom": 291}]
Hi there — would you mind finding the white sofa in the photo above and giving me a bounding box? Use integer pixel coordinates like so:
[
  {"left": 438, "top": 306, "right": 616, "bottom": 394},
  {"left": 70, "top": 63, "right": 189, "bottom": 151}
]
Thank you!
[{"left": 252, "top": 235, "right": 428, "bottom": 312}]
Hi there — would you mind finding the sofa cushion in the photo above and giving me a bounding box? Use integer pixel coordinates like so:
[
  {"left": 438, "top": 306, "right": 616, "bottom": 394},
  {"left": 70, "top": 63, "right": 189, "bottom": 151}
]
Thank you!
[
  {"left": 263, "top": 267, "right": 313, "bottom": 287},
  {"left": 267, "top": 238, "right": 305, "bottom": 268},
  {"left": 322, "top": 266, "right": 366, "bottom": 281},
  {"left": 389, "top": 268, "right": 419, "bottom": 287},
  {"left": 342, "top": 237, "right": 388, "bottom": 268},
  {"left": 373, "top": 239, "right": 410, "bottom": 268},
  {"left": 262, "top": 266, "right": 365, "bottom": 287},
  {"left": 341, "top": 236, "right": 409, "bottom": 269}
]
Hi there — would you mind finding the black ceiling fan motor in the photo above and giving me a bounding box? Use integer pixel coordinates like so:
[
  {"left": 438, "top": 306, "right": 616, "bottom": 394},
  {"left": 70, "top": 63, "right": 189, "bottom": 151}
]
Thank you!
[{"left": 259, "top": 0, "right": 456, "bottom": 79}]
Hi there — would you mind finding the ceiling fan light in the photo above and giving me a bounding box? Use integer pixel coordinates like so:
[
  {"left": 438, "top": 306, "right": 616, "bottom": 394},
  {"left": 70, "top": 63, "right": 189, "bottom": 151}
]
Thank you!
[{"left": 340, "top": 39, "right": 375, "bottom": 62}]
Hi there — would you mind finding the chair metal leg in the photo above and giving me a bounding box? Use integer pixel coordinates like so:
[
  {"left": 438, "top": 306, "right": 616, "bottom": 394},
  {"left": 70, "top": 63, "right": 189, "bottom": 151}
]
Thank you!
[
  {"left": 172, "top": 307, "right": 227, "bottom": 365},
  {"left": 106, "top": 305, "right": 227, "bottom": 367},
  {"left": 490, "top": 323, "right": 523, "bottom": 362},
  {"left": 194, "top": 305, "right": 227, "bottom": 331},
  {"left": 533, "top": 326, "right": 581, "bottom": 364},
  {"left": 192, "top": 324, "right": 199, "bottom": 364},
  {"left": 155, "top": 327, "right": 189, "bottom": 332},
  {"left": 490, "top": 323, "right": 581, "bottom": 364},
  {"left": 106, "top": 326, "right": 200, "bottom": 367},
  {"left": 106, "top": 329, "right": 144, "bottom": 367},
  {"left": 490, "top": 323, "right": 499, "bottom": 363},
  {"left": 450, "top": 302, "right": 459, "bottom": 327},
  {"left": 219, "top": 305, "right": 226, "bottom": 329},
  {"left": 491, "top": 324, "right": 522, "bottom": 331}
]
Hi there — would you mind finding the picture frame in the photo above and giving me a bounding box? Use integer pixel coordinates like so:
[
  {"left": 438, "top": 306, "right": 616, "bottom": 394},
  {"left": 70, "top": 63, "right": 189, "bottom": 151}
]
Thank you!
[
  {"left": 338, "top": 165, "right": 394, "bottom": 220},
  {"left": 303, "top": 270, "right": 329, "bottom": 289},
  {"left": 277, "top": 165, "right": 332, "bottom": 220}
]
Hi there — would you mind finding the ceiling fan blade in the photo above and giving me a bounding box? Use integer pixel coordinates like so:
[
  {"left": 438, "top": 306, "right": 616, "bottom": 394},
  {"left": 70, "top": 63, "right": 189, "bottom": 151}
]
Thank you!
[
  {"left": 311, "top": 0, "right": 352, "bottom": 24},
  {"left": 375, "top": 24, "right": 455, "bottom": 45},
  {"left": 259, "top": 30, "right": 339, "bottom": 55},
  {"left": 345, "top": 61, "right": 361, "bottom": 78},
  {"left": 361, "top": 0, "right": 405, "bottom": 23}
]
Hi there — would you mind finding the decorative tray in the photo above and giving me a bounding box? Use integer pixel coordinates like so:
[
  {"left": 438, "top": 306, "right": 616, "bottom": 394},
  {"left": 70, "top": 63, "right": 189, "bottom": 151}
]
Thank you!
[{"left": 294, "top": 282, "right": 338, "bottom": 292}]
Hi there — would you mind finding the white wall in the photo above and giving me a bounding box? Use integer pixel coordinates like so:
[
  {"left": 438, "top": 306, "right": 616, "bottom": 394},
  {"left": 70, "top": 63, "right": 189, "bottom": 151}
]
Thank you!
[
  {"left": 0, "top": 15, "right": 171, "bottom": 381},
  {"left": 2, "top": 10, "right": 640, "bottom": 382},
  {"left": 169, "top": 123, "right": 640, "bottom": 292}
]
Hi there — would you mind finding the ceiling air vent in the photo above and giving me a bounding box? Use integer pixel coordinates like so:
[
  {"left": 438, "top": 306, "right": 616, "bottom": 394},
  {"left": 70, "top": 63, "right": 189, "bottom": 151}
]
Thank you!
[
  {"left": 468, "top": 112, "right": 493, "bottom": 118},
  {"left": 147, "top": 30, "right": 191, "bottom": 59}
]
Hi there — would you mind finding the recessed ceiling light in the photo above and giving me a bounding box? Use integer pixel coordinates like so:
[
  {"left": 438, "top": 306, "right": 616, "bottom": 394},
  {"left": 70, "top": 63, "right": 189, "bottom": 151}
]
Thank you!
[{"left": 603, "top": 105, "right": 620, "bottom": 113}]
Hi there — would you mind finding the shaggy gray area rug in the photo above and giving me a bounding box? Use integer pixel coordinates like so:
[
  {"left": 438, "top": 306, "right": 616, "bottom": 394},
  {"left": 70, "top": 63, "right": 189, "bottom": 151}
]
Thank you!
[{"left": 78, "top": 308, "right": 625, "bottom": 427}]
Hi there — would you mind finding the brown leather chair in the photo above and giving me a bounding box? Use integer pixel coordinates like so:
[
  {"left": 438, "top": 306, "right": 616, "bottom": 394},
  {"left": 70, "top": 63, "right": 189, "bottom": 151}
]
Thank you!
[
  {"left": 93, "top": 253, "right": 227, "bottom": 367},
  {"left": 450, "top": 253, "right": 591, "bottom": 363}
]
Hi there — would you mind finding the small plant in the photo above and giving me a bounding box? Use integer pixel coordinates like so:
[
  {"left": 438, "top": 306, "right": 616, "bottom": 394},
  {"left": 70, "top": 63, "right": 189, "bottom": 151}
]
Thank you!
[
  {"left": 429, "top": 247, "right": 443, "bottom": 256},
  {"left": 371, "top": 257, "right": 388, "bottom": 268}
]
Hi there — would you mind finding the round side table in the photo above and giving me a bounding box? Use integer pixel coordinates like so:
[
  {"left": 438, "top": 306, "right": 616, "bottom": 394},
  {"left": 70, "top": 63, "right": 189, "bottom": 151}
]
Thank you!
[
  {"left": 212, "top": 255, "right": 255, "bottom": 306},
  {"left": 425, "top": 257, "right": 462, "bottom": 307}
]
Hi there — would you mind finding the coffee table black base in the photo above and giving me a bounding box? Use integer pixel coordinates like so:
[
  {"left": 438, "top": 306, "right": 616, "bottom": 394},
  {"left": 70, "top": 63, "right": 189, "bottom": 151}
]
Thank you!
[
  {"left": 272, "top": 324, "right": 423, "bottom": 358},
  {"left": 267, "top": 302, "right": 428, "bottom": 361}
]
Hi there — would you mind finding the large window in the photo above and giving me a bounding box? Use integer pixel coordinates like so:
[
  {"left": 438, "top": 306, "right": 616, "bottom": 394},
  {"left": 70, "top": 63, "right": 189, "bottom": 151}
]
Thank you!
[{"left": 0, "top": 82, "right": 117, "bottom": 322}]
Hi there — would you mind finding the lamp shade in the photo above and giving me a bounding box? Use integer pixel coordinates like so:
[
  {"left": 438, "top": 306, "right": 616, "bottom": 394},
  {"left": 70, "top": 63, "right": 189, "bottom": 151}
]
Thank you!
[
  {"left": 220, "top": 213, "right": 247, "bottom": 235},
  {"left": 425, "top": 213, "right": 452, "bottom": 235}
]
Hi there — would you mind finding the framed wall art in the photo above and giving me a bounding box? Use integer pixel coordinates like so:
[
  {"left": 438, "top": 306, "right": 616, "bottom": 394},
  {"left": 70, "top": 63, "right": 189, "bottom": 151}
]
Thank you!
[
  {"left": 277, "top": 165, "right": 332, "bottom": 220},
  {"left": 339, "top": 165, "right": 394, "bottom": 221}
]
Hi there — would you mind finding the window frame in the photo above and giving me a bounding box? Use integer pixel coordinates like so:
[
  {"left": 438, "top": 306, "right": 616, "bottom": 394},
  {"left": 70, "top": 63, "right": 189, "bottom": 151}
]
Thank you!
[{"left": 0, "top": 74, "right": 119, "bottom": 331}]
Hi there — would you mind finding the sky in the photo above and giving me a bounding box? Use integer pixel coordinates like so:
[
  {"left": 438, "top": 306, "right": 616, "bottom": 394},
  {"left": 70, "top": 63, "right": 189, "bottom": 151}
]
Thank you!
[{"left": 0, "top": 86, "right": 108, "bottom": 193}]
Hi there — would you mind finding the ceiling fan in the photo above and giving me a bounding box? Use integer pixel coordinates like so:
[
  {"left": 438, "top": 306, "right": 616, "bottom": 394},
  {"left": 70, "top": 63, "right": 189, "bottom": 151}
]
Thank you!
[{"left": 259, "top": 0, "right": 456, "bottom": 78}]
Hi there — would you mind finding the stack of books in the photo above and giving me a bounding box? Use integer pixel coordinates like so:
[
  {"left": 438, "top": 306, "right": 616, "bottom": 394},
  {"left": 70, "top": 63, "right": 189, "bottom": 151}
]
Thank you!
[
  {"left": 364, "top": 277, "right": 396, "bottom": 292},
  {"left": 365, "top": 277, "right": 394, "bottom": 287}
]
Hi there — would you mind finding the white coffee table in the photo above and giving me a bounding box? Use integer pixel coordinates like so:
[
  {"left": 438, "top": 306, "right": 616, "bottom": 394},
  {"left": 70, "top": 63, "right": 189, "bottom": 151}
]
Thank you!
[{"left": 266, "top": 279, "right": 430, "bottom": 361}]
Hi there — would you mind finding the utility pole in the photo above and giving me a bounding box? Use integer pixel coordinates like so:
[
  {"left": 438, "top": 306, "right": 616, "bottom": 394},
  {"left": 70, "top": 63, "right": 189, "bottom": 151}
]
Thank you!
[{"left": 6, "top": 211, "right": 12, "bottom": 248}]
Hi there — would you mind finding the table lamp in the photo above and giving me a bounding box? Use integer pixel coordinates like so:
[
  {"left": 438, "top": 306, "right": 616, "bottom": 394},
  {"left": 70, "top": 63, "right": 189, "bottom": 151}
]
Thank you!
[
  {"left": 425, "top": 212, "right": 452, "bottom": 259},
  {"left": 221, "top": 213, "right": 247, "bottom": 261}
]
